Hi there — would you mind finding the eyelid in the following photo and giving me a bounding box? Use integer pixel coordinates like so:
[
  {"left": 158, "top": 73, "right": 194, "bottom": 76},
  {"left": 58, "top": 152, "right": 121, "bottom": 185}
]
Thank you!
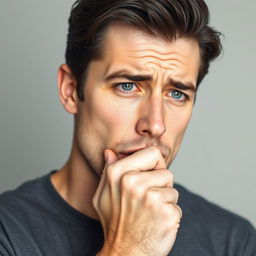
[
  {"left": 113, "top": 82, "right": 140, "bottom": 94},
  {"left": 114, "top": 82, "right": 138, "bottom": 88},
  {"left": 112, "top": 83, "right": 190, "bottom": 101},
  {"left": 178, "top": 90, "right": 189, "bottom": 99},
  {"left": 114, "top": 81, "right": 136, "bottom": 85},
  {"left": 168, "top": 89, "right": 189, "bottom": 102}
]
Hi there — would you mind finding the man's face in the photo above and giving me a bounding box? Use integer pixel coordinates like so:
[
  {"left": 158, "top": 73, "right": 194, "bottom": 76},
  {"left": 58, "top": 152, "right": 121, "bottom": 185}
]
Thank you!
[{"left": 75, "top": 24, "right": 200, "bottom": 175}]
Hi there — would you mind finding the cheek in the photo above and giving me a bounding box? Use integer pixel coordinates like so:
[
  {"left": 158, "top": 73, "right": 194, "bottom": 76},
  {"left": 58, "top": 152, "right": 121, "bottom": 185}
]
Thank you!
[
  {"left": 177, "top": 112, "right": 192, "bottom": 133},
  {"left": 88, "top": 96, "right": 136, "bottom": 142},
  {"left": 165, "top": 107, "right": 193, "bottom": 141}
]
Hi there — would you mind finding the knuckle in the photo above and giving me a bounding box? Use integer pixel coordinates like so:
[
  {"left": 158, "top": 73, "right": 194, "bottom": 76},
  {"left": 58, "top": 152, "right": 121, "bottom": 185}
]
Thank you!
[
  {"left": 165, "top": 170, "right": 174, "bottom": 186},
  {"left": 163, "top": 205, "right": 172, "bottom": 219},
  {"left": 146, "top": 190, "right": 161, "bottom": 202},
  {"left": 144, "top": 190, "right": 161, "bottom": 208},
  {"left": 169, "top": 204, "right": 182, "bottom": 221},
  {"left": 168, "top": 203, "right": 177, "bottom": 213},
  {"left": 176, "top": 204, "right": 183, "bottom": 219},
  {"left": 172, "top": 188, "right": 179, "bottom": 200},
  {"left": 168, "top": 171, "right": 174, "bottom": 181},
  {"left": 121, "top": 172, "right": 140, "bottom": 192},
  {"left": 163, "top": 205, "right": 182, "bottom": 230}
]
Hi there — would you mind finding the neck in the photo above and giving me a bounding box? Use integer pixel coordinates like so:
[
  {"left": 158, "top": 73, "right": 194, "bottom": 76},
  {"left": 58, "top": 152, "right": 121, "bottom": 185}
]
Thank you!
[{"left": 51, "top": 140, "right": 100, "bottom": 220}]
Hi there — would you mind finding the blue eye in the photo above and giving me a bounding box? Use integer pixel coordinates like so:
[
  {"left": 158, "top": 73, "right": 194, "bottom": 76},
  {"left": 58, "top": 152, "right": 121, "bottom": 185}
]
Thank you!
[
  {"left": 171, "top": 90, "right": 184, "bottom": 100},
  {"left": 120, "top": 83, "right": 135, "bottom": 91},
  {"left": 114, "top": 82, "right": 140, "bottom": 96}
]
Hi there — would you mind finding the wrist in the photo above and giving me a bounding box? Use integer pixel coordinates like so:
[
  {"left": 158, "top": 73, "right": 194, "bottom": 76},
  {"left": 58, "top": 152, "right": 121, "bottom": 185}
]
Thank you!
[
  {"left": 96, "top": 246, "right": 121, "bottom": 256},
  {"left": 97, "top": 244, "right": 148, "bottom": 256}
]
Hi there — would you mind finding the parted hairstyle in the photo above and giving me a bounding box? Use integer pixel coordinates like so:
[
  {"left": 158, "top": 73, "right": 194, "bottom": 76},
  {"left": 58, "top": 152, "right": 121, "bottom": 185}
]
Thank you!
[{"left": 65, "top": 0, "right": 222, "bottom": 101}]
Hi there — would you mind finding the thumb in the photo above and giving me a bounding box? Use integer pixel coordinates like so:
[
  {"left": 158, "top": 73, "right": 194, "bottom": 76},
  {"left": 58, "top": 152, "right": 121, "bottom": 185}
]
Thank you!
[
  {"left": 92, "top": 149, "right": 117, "bottom": 210},
  {"left": 104, "top": 149, "right": 118, "bottom": 166},
  {"left": 93, "top": 149, "right": 117, "bottom": 205}
]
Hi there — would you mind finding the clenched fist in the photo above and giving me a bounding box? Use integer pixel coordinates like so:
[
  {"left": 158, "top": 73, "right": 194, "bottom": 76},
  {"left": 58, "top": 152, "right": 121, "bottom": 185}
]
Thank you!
[{"left": 93, "top": 147, "right": 182, "bottom": 256}]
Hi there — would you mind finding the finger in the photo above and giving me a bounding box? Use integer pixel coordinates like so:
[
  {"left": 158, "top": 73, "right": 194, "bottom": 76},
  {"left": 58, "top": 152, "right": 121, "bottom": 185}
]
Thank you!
[
  {"left": 100, "top": 149, "right": 118, "bottom": 191},
  {"left": 175, "top": 204, "right": 183, "bottom": 219},
  {"left": 93, "top": 149, "right": 118, "bottom": 206},
  {"left": 146, "top": 187, "right": 179, "bottom": 204},
  {"left": 111, "top": 146, "right": 166, "bottom": 180},
  {"left": 138, "top": 169, "right": 173, "bottom": 188},
  {"left": 121, "top": 169, "right": 173, "bottom": 191},
  {"left": 105, "top": 149, "right": 118, "bottom": 166}
]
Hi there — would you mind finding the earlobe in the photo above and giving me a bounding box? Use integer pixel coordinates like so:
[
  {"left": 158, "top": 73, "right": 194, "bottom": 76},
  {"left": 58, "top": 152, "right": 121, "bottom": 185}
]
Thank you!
[{"left": 57, "top": 64, "right": 78, "bottom": 114}]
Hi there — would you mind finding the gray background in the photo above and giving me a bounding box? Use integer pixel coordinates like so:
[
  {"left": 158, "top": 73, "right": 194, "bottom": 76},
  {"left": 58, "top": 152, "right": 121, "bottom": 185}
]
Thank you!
[{"left": 0, "top": 1, "right": 255, "bottom": 227}]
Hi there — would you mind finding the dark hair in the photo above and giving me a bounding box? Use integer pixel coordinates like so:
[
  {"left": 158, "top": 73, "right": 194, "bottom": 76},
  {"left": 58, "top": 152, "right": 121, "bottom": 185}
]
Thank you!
[{"left": 65, "top": 0, "right": 222, "bottom": 101}]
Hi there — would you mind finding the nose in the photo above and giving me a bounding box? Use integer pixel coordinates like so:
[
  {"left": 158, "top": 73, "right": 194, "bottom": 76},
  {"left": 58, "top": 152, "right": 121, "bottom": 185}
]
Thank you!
[{"left": 135, "top": 95, "right": 166, "bottom": 138}]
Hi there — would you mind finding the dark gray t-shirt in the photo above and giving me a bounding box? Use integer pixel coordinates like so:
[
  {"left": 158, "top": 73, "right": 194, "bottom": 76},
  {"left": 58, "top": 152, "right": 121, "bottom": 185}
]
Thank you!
[{"left": 0, "top": 171, "right": 255, "bottom": 255}]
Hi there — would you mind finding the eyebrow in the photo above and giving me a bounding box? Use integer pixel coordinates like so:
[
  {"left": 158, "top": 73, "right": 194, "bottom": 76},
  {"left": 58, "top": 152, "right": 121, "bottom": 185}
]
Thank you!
[
  {"left": 104, "top": 70, "right": 197, "bottom": 93},
  {"left": 104, "top": 70, "right": 152, "bottom": 82},
  {"left": 168, "top": 78, "right": 197, "bottom": 93}
]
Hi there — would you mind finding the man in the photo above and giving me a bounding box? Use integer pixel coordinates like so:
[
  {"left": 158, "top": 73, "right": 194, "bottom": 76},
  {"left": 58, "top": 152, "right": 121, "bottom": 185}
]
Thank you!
[{"left": 0, "top": 0, "right": 255, "bottom": 255}]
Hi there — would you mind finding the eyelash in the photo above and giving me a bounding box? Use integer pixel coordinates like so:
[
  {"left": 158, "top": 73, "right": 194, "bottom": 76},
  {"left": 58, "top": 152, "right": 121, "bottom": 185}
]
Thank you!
[
  {"left": 168, "top": 90, "right": 189, "bottom": 102},
  {"left": 114, "top": 83, "right": 139, "bottom": 94},
  {"left": 114, "top": 82, "right": 189, "bottom": 102}
]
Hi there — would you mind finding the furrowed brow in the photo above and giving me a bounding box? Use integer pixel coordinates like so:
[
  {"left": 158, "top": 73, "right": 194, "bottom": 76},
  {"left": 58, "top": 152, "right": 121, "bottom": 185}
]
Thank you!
[
  {"left": 104, "top": 71, "right": 197, "bottom": 93},
  {"left": 104, "top": 70, "right": 152, "bottom": 82},
  {"left": 169, "top": 78, "right": 197, "bottom": 93}
]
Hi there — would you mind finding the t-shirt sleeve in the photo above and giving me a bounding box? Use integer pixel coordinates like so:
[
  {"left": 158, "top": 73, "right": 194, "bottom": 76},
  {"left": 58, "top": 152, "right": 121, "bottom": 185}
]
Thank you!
[
  {"left": 238, "top": 221, "right": 256, "bottom": 256},
  {"left": 228, "top": 219, "right": 256, "bottom": 256},
  {"left": 0, "top": 222, "right": 15, "bottom": 256}
]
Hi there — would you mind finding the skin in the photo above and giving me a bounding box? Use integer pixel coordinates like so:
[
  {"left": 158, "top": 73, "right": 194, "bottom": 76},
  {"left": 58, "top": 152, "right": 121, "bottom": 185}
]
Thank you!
[{"left": 52, "top": 24, "right": 200, "bottom": 255}]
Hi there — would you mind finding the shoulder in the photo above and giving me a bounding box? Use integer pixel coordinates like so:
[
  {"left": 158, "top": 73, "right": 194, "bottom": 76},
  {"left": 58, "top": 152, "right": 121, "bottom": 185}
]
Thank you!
[
  {"left": 0, "top": 174, "right": 50, "bottom": 221},
  {"left": 175, "top": 183, "right": 253, "bottom": 227},
  {"left": 0, "top": 175, "right": 44, "bottom": 202},
  {"left": 173, "top": 183, "right": 256, "bottom": 255},
  {"left": 0, "top": 175, "right": 51, "bottom": 255}
]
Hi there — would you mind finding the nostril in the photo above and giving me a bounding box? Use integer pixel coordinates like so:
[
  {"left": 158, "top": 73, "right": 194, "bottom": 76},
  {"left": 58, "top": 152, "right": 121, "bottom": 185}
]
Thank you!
[{"left": 142, "top": 129, "right": 151, "bottom": 135}]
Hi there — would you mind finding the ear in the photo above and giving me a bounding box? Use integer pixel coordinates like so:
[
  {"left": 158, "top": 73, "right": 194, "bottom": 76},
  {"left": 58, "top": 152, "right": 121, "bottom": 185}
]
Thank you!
[{"left": 57, "top": 64, "right": 79, "bottom": 114}]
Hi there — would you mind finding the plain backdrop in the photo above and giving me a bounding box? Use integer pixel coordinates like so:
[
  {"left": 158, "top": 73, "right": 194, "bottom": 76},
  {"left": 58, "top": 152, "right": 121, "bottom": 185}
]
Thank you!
[{"left": 0, "top": 1, "right": 255, "bottom": 227}]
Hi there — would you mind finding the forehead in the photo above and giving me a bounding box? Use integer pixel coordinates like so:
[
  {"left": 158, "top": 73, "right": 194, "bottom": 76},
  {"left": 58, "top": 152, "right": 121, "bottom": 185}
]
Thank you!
[{"left": 99, "top": 24, "right": 201, "bottom": 84}]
